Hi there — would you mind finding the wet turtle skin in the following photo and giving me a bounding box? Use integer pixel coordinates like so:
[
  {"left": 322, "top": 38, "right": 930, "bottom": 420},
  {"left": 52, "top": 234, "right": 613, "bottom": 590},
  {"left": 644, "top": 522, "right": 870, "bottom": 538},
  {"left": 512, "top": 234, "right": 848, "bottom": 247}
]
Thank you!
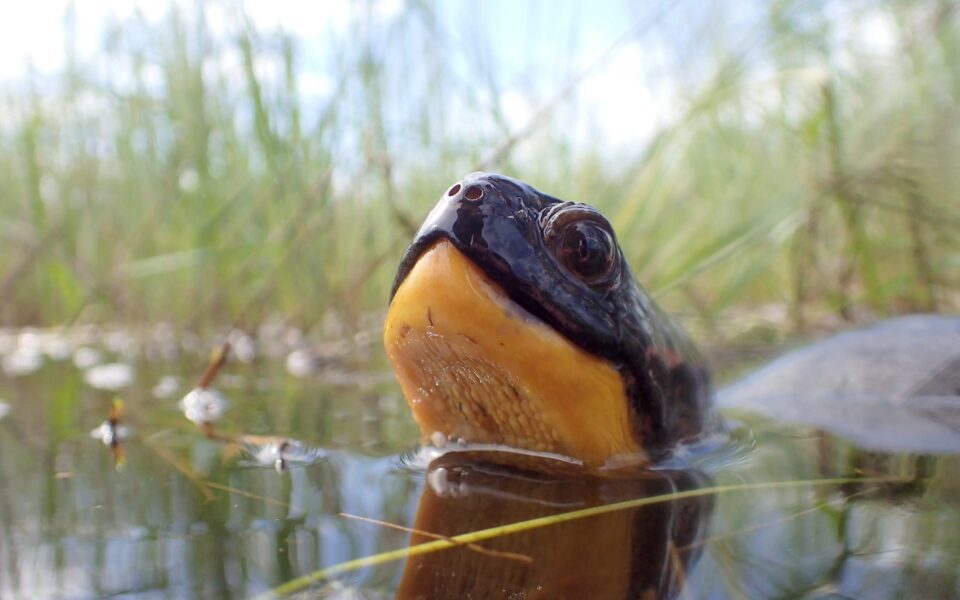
[
  {"left": 389, "top": 172, "right": 715, "bottom": 461},
  {"left": 387, "top": 172, "right": 960, "bottom": 460}
]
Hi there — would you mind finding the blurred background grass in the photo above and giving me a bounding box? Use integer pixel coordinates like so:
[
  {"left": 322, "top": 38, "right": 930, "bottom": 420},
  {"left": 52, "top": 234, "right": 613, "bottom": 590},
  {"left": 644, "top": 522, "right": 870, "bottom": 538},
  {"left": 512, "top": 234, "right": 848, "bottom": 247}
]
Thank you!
[{"left": 0, "top": 0, "right": 957, "bottom": 347}]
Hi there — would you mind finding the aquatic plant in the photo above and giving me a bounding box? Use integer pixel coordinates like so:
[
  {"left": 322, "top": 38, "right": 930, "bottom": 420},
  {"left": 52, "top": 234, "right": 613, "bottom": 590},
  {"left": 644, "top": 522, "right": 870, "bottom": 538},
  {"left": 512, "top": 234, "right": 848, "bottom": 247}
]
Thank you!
[{"left": 0, "top": 1, "right": 955, "bottom": 349}]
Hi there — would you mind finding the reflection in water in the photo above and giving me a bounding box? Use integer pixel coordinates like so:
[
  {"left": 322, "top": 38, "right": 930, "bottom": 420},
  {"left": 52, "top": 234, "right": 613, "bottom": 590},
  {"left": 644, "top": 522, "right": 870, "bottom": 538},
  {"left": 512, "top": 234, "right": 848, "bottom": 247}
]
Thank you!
[
  {"left": 90, "top": 399, "right": 132, "bottom": 466},
  {"left": 234, "top": 435, "right": 329, "bottom": 472},
  {"left": 398, "top": 452, "right": 713, "bottom": 600},
  {"left": 0, "top": 345, "right": 958, "bottom": 598},
  {"left": 176, "top": 352, "right": 326, "bottom": 472},
  {"left": 708, "top": 431, "right": 960, "bottom": 599},
  {"left": 90, "top": 400, "right": 129, "bottom": 444}
]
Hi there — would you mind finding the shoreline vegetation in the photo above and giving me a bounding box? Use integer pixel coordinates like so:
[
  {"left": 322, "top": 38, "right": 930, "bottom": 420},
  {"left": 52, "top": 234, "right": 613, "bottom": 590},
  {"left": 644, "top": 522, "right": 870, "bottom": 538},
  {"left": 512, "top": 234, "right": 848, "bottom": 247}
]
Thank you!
[{"left": 1, "top": 1, "right": 957, "bottom": 354}]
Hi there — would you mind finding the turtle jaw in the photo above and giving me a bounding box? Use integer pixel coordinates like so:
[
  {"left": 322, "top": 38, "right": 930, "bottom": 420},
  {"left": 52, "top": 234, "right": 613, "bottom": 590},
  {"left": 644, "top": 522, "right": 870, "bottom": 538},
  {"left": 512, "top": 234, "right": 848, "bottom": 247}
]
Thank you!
[{"left": 383, "top": 239, "right": 645, "bottom": 466}]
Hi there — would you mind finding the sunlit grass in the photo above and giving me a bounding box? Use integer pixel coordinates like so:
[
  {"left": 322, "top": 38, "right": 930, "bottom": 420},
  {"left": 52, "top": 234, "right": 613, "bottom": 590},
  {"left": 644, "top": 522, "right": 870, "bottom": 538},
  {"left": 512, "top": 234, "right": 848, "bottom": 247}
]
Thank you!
[{"left": 0, "top": 1, "right": 956, "bottom": 345}]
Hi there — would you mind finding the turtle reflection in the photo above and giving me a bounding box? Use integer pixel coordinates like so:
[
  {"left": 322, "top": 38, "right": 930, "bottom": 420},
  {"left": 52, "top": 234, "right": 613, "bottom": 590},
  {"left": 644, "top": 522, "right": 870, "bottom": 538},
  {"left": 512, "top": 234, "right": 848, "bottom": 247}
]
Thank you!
[{"left": 399, "top": 452, "right": 713, "bottom": 600}]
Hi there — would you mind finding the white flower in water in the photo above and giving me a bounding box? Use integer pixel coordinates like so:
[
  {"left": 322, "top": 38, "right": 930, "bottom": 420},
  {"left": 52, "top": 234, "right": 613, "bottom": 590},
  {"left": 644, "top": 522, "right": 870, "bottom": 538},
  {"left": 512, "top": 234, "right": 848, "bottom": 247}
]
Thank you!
[
  {"left": 90, "top": 421, "right": 131, "bottom": 445},
  {"left": 245, "top": 437, "right": 327, "bottom": 472},
  {"left": 178, "top": 168, "right": 199, "bottom": 193},
  {"left": 73, "top": 347, "right": 102, "bottom": 369},
  {"left": 152, "top": 375, "right": 180, "bottom": 398},
  {"left": 285, "top": 349, "right": 315, "bottom": 377},
  {"left": 0, "top": 332, "right": 15, "bottom": 355},
  {"left": 104, "top": 331, "right": 137, "bottom": 359},
  {"left": 85, "top": 363, "right": 135, "bottom": 390},
  {"left": 230, "top": 331, "right": 257, "bottom": 363},
  {"left": 42, "top": 336, "right": 72, "bottom": 361},
  {"left": 179, "top": 388, "right": 229, "bottom": 424},
  {"left": 2, "top": 347, "right": 44, "bottom": 376},
  {"left": 17, "top": 331, "right": 42, "bottom": 350}
]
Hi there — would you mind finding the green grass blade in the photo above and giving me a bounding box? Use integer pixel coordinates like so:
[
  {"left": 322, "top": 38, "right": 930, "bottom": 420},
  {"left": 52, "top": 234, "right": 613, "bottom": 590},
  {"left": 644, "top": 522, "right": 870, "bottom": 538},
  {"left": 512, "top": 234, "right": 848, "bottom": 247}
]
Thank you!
[{"left": 258, "top": 475, "right": 907, "bottom": 599}]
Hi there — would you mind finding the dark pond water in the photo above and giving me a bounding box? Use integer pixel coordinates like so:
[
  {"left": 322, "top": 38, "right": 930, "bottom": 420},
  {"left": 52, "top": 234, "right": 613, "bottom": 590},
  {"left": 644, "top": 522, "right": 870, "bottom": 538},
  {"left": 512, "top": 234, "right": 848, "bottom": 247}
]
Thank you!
[{"left": 1, "top": 328, "right": 958, "bottom": 599}]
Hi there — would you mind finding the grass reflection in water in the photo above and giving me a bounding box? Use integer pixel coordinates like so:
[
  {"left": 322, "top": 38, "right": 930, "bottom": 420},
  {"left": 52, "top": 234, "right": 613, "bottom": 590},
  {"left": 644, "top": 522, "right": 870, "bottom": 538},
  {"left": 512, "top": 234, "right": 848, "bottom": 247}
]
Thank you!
[{"left": 0, "top": 334, "right": 957, "bottom": 599}]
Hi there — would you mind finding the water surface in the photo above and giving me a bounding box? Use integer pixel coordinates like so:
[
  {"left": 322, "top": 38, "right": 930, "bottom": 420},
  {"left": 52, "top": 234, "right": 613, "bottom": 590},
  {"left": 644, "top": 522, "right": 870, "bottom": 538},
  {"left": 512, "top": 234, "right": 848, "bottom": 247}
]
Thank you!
[{"left": 0, "top": 332, "right": 957, "bottom": 599}]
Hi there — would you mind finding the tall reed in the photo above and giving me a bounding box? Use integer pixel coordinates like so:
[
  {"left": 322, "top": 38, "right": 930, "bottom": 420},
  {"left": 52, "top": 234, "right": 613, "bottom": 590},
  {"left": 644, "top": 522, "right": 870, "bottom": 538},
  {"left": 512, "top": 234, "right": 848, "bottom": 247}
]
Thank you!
[{"left": 0, "top": 1, "right": 955, "bottom": 344}]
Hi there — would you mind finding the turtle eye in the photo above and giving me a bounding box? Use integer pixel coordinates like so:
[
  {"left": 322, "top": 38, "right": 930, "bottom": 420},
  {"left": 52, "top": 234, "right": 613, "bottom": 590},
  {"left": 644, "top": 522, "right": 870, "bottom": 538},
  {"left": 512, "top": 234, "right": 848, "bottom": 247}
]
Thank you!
[{"left": 543, "top": 205, "right": 621, "bottom": 287}]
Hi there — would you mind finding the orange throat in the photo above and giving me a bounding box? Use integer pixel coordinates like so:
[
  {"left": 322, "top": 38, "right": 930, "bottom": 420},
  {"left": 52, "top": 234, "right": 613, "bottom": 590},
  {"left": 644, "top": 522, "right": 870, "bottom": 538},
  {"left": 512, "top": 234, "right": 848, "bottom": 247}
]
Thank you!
[{"left": 383, "top": 240, "right": 644, "bottom": 466}]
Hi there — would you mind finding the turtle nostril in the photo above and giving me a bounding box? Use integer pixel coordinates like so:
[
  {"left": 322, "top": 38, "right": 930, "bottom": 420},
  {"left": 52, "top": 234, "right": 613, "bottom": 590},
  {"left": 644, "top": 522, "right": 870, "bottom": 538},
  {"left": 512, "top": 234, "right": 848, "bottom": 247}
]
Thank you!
[
  {"left": 447, "top": 183, "right": 461, "bottom": 197},
  {"left": 464, "top": 186, "right": 483, "bottom": 201}
]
